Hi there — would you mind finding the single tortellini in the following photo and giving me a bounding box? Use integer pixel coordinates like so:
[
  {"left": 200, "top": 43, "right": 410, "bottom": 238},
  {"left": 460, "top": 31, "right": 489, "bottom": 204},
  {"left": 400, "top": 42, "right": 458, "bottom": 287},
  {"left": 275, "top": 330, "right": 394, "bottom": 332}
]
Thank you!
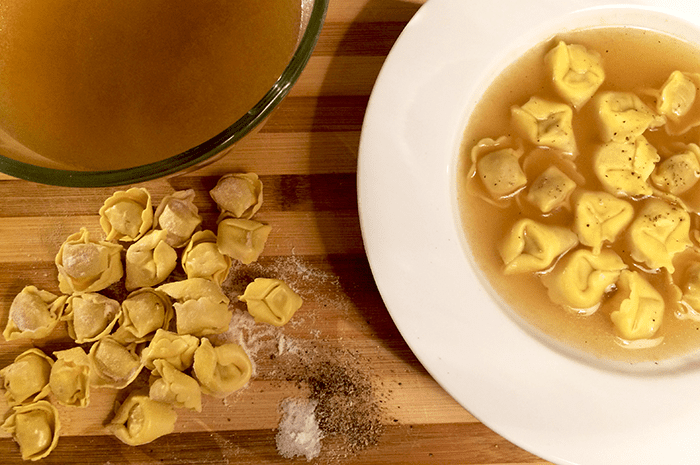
[
  {"left": 50, "top": 347, "right": 91, "bottom": 408},
  {"left": 181, "top": 230, "right": 231, "bottom": 286},
  {"left": 3, "top": 286, "right": 67, "bottom": 341},
  {"left": 627, "top": 198, "right": 691, "bottom": 272},
  {"left": 88, "top": 336, "right": 143, "bottom": 389},
  {"left": 112, "top": 288, "right": 173, "bottom": 344},
  {"left": 99, "top": 187, "right": 153, "bottom": 242},
  {"left": 573, "top": 191, "right": 634, "bottom": 254},
  {"left": 108, "top": 392, "right": 177, "bottom": 446},
  {"left": 217, "top": 218, "right": 272, "bottom": 265},
  {"left": 55, "top": 227, "right": 123, "bottom": 294},
  {"left": 125, "top": 229, "right": 178, "bottom": 291},
  {"left": 654, "top": 71, "right": 700, "bottom": 135},
  {"left": 511, "top": 96, "right": 577, "bottom": 155},
  {"left": 157, "top": 278, "right": 232, "bottom": 337},
  {"left": 466, "top": 136, "right": 527, "bottom": 207},
  {"left": 149, "top": 359, "right": 202, "bottom": 412},
  {"left": 193, "top": 338, "right": 252, "bottom": 397},
  {"left": 609, "top": 270, "right": 664, "bottom": 340},
  {"left": 651, "top": 144, "right": 700, "bottom": 195},
  {"left": 153, "top": 189, "right": 203, "bottom": 248},
  {"left": 499, "top": 218, "right": 579, "bottom": 274},
  {"left": 593, "top": 136, "right": 660, "bottom": 197},
  {"left": 594, "top": 91, "right": 665, "bottom": 143},
  {"left": 63, "top": 293, "right": 121, "bottom": 344},
  {"left": 0, "top": 348, "right": 53, "bottom": 406},
  {"left": 140, "top": 329, "right": 199, "bottom": 371},
  {"left": 542, "top": 248, "right": 627, "bottom": 312},
  {"left": 1, "top": 400, "right": 60, "bottom": 461},
  {"left": 239, "top": 278, "right": 303, "bottom": 326},
  {"left": 209, "top": 172, "right": 264, "bottom": 219},
  {"left": 526, "top": 165, "right": 577, "bottom": 213},
  {"left": 545, "top": 41, "right": 605, "bottom": 110}
]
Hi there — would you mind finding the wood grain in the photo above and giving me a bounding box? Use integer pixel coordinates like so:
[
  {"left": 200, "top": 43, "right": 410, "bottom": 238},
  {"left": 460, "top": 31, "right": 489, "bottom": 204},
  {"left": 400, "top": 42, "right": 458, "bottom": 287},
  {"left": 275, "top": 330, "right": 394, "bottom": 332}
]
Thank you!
[{"left": 0, "top": 0, "right": 555, "bottom": 464}]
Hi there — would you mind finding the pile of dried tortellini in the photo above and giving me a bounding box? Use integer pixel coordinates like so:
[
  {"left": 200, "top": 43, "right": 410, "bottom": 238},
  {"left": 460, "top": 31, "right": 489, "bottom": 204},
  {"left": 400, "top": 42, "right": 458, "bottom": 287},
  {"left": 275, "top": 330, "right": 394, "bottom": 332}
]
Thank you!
[
  {"left": 468, "top": 40, "right": 700, "bottom": 347},
  {"left": 0, "top": 173, "right": 303, "bottom": 460}
]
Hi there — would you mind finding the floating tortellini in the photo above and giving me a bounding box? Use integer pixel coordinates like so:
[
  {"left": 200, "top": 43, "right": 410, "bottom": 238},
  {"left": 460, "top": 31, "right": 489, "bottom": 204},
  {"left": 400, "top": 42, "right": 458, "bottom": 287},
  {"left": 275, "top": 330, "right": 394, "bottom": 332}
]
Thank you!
[
  {"left": 55, "top": 227, "right": 123, "bottom": 294},
  {"left": 63, "top": 293, "right": 121, "bottom": 344},
  {"left": 511, "top": 96, "right": 577, "bottom": 155},
  {"left": 593, "top": 136, "right": 660, "bottom": 197},
  {"left": 653, "top": 71, "right": 700, "bottom": 135},
  {"left": 88, "top": 336, "right": 143, "bottom": 389},
  {"left": 3, "top": 286, "right": 67, "bottom": 341},
  {"left": 651, "top": 144, "right": 700, "bottom": 195},
  {"left": 108, "top": 392, "right": 177, "bottom": 446},
  {"left": 50, "top": 347, "right": 91, "bottom": 408},
  {"left": 193, "top": 338, "right": 252, "bottom": 397},
  {"left": 526, "top": 165, "right": 576, "bottom": 213},
  {"left": 627, "top": 198, "right": 691, "bottom": 272},
  {"left": 181, "top": 230, "right": 231, "bottom": 286},
  {"left": 153, "top": 189, "right": 203, "bottom": 248},
  {"left": 99, "top": 187, "right": 153, "bottom": 242},
  {"left": 1, "top": 400, "right": 60, "bottom": 461},
  {"left": 149, "top": 359, "right": 202, "bottom": 412},
  {"left": 239, "top": 278, "right": 303, "bottom": 326},
  {"left": 158, "top": 278, "right": 231, "bottom": 337},
  {"left": 609, "top": 270, "right": 664, "bottom": 340},
  {"left": 0, "top": 348, "right": 53, "bottom": 406},
  {"left": 542, "top": 249, "right": 627, "bottom": 312},
  {"left": 467, "top": 136, "right": 527, "bottom": 207},
  {"left": 112, "top": 288, "right": 173, "bottom": 344},
  {"left": 217, "top": 218, "right": 272, "bottom": 265},
  {"left": 499, "top": 218, "right": 579, "bottom": 274},
  {"left": 594, "top": 91, "right": 665, "bottom": 143},
  {"left": 125, "top": 229, "right": 178, "bottom": 291},
  {"left": 573, "top": 191, "right": 634, "bottom": 253},
  {"left": 209, "top": 172, "right": 264, "bottom": 219},
  {"left": 545, "top": 41, "right": 605, "bottom": 110},
  {"left": 141, "top": 329, "right": 199, "bottom": 371}
]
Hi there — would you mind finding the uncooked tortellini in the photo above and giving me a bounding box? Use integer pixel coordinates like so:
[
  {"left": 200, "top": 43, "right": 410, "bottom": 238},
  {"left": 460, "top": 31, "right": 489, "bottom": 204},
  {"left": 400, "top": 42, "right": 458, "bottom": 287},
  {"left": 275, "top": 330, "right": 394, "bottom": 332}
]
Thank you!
[
  {"left": 526, "top": 165, "right": 576, "bottom": 213},
  {"left": 50, "top": 347, "right": 91, "bottom": 408},
  {"left": 593, "top": 136, "right": 660, "bottom": 197},
  {"left": 627, "top": 199, "right": 691, "bottom": 272},
  {"left": 55, "top": 227, "right": 123, "bottom": 294},
  {"left": 181, "top": 230, "right": 231, "bottom": 286},
  {"left": 99, "top": 187, "right": 153, "bottom": 242},
  {"left": 239, "top": 278, "right": 303, "bottom": 326},
  {"left": 193, "top": 338, "right": 252, "bottom": 397},
  {"left": 217, "top": 218, "right": 272, "bottom": 265},
  {"left": 3, "top": 286, "right": 67, "bottom": 341},
  {"left": 108, "top": 392, "right": 177, "bottom": 446},
  {"left": 125, "top": 229, "right": 178, "bottom": 291},
  {"left": 594, "top": 91, "right": 665, "bottom": 143},
  {"left": 0, "top": 348, "right": 53, "bottom": 406},
  {"left": 63, "top": 293, "right": 121, "bottom": 344},
  {"left": 651, "top": 144, "right": 700, "bottom": 195},
  {"left": 209, "top": 172, "right": 264, "bottom": 219},
  {"left": 140, "top": 329, "right": 199, "bottom": 371},
  {"left": 1, "top": 400, "right": 60, "bottom": 461},
  {"left": 499, "top": 218, "right": 578, "bottom": 274},
  {"left": 609, "top": 270, "right": 664, "bottom": 340},
  {"left": 154, "top": 189, "right": 203, "bottom": 248},
  {"left": 542, "top": 249, "right": 627, "bottom": 312},
  {"left": 113, "top": 288, "right": 173, "bottom": 343},
  {"left": 545, "top": 41, "right": 605, "bottom": 110},
  {"left": 573, "top": 191, "right": 634, "bottom": 253},
  {"left": 149, "top": 359, "right": 202, "bottom": 412},
  {"left": 158, "top": 278, "right": 231, "bottom": 336},
  {"left": 89, "top": 336, "right": 143, "bottom": 389},
  {"left": 511, "top": 96, "right": 577, "bottom": 155}
]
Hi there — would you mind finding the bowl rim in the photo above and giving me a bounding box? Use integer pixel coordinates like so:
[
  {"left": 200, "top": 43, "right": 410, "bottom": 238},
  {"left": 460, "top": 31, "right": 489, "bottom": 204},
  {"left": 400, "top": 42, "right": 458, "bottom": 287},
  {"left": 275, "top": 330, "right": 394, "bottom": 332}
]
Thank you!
[{"left": 0, "top": 0, "right": 329, "bottom": 187}]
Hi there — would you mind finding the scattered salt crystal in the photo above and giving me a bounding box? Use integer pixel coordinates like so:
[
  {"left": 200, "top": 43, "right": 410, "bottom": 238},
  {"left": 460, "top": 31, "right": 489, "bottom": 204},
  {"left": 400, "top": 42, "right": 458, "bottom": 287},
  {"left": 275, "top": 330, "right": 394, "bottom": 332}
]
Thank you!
[{"left": 276, "top": 398, "right": 323, "bottom": 461}]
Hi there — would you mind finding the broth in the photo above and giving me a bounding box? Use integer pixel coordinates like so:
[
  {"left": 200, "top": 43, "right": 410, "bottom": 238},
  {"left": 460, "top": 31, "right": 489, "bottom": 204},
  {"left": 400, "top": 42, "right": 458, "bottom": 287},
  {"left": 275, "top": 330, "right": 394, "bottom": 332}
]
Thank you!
[
  {"left": 0, "top": 0, "right": 301, "bottom": 170},
  {"left": 458, "top": 27, "right": 700, "bottom": 363}
]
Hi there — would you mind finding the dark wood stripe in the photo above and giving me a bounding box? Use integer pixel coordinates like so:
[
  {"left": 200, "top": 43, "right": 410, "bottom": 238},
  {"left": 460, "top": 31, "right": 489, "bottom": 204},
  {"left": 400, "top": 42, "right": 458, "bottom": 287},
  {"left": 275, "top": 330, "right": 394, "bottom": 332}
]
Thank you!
[
  {"left": 315, "top": 22, "right": 410, "bottom": 57},
  {"left": 261, "top": 96, "right": 369, "bottom": 133}
]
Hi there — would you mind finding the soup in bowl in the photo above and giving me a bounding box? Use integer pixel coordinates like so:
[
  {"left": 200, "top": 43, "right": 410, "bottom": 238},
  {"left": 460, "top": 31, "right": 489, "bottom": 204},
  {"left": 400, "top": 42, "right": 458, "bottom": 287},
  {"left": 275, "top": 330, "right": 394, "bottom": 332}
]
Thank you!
[{"left": 0, "top": 0, "right": 328, "bottom": 186}]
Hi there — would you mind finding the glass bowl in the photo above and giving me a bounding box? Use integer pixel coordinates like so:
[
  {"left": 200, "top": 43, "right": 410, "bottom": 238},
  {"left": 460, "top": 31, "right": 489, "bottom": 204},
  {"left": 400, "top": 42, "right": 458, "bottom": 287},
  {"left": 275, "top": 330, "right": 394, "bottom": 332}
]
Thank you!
[{"left": 0, "top": 0, "right": 328, "bottom": 187}]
